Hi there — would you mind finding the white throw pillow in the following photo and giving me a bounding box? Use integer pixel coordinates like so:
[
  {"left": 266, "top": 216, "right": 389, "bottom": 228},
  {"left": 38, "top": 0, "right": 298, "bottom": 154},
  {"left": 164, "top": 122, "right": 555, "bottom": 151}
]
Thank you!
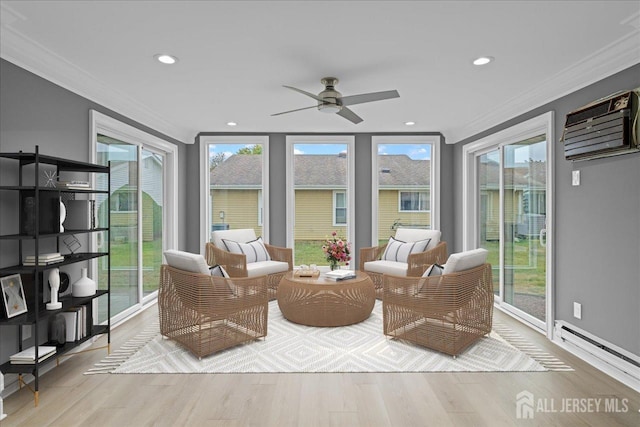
[
  {"left": 417, "top": 263, "right": 444, "bottom": 293},
  {"left": 209, "top": 264, "right": 230, "bottom": 278},
  {"left": 382, "top": 236, "right": 431, "bottom": 263},
  {"left": 222, "top": 237, "right": 271, "bottom": 263}
]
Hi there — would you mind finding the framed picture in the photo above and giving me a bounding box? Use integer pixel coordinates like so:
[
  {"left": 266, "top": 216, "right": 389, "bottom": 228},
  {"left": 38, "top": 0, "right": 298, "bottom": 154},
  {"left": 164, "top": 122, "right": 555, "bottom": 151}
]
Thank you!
[{"left": 1, "top": 274, "right": 28, "bottom": 318}]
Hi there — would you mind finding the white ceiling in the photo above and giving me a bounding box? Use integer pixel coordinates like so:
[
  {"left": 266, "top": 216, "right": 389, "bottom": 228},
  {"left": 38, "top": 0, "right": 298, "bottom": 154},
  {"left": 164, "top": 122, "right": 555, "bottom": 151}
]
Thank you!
[{"left": 1, "top": 1, "right": 639, "bottom": 144}]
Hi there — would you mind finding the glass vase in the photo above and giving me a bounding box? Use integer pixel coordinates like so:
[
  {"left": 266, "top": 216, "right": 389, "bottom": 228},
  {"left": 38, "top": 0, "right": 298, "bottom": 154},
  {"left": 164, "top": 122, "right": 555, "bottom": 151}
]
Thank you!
[{"left": 330, "top": 260, "right": 339, "bottom": 271}]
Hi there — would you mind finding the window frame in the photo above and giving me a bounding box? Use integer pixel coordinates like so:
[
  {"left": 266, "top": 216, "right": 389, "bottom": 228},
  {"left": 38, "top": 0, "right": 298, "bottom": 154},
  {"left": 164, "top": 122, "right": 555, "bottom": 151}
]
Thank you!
[
  {"left": 286, "top": 135, "right": 355, "bottom": 266},
  {"left": 371, "top": 136, "right": 440, "bottom": 245},
  {"left": 199, "top": 135, "right": 269, "bottom": 252},
  {"left": 398, "top": 190, "right": 430, "bottom": 212},
  {"left": 333, "top": 190, "right": 347, "bottom": 226}
]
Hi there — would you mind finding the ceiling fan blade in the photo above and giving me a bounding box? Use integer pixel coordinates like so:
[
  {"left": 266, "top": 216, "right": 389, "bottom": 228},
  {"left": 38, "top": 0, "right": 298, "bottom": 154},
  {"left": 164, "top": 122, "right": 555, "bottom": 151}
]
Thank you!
[
  {"left": 340, "top": 90, "right": 400, "bottom": 106},
  {"left": 337, "top": 107, "right": 363, "bottom": 124},
  {"left": 271, "top": 105, "right": 318, "bottom": 116},
  {"left": 283, "top": 85, "right": 323, "bottom": 102}
]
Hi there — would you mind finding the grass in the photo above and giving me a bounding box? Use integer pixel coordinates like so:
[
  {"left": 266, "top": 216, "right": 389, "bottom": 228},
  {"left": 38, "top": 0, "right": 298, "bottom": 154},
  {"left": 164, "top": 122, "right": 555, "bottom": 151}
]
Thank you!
[{"left": 482, "top": 239, "right": 546, "bottom": 296}]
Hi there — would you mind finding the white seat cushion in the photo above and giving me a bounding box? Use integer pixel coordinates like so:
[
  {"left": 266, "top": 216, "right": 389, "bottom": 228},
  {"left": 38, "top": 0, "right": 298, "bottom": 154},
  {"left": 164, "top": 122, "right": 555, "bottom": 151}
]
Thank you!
[
  {"left": 246, "top": 260, "right": 289, "bottom": 277},
  {"left": 363, "top": 260, "right": 408, "bottom": 276},
  {"left": 212, "top": 229, "right": 257, "bottom": 249},
  {"left": 394, "top": 228, "right": 441, "bottom": 250},
  {"left": 163, "top": 250, "right": 210, "bottom": 274},
  {"left": 442, "top": 248, "right": 488, "bottom": 275}
]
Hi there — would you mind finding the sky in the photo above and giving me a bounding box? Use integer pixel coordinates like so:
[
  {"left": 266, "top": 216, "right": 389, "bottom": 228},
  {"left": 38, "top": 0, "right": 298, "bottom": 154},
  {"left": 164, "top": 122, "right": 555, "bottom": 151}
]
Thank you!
[{"left": 208, "top": 142, "right": 432, "bottom": 160}]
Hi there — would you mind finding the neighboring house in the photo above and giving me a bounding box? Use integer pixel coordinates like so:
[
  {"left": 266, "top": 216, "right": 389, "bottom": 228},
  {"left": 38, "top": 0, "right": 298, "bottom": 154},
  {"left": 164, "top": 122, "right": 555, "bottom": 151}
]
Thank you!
[
  {"left": 210, "top": 153, "right": 432, "bottom": 241},
  {"left": 101, "top": 153, "right": 164, "bottom": 242},
  {"left": 479, "top": 157, "right": 546, "bottom": 241}
]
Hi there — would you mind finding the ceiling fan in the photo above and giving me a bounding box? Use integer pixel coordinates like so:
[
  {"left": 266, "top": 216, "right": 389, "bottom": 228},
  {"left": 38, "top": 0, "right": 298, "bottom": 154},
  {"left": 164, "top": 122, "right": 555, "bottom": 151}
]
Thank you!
[{"left": 272, "top": 77, "right": 400, "bottom": 124}]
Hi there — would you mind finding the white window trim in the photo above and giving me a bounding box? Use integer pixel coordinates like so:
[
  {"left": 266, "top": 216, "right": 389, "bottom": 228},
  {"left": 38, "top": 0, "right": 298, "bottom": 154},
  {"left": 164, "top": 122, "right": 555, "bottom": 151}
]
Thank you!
[
  {"left": 90, "top": 110, "right": 179, "bottom": 323},
  {"left": 461, "top": 111, "right": 554, "bottom": 339},
  {"left": 286, "top": 135, "right": 355, "bottom": 264},
  {"left": 371, "top": 136, "right": 440, "bottom": 245},
  {"left": 257, "top": 189, "right": 263, "bottom": 227},
  {"left": 198, "top": 135, "right": 269, "bottom": 253},
  {"left": 398, "top": 190, "right": 430, "bottom": 213},
  {"left": 333, "top": 190, "right": 347, "bottom": 226}
]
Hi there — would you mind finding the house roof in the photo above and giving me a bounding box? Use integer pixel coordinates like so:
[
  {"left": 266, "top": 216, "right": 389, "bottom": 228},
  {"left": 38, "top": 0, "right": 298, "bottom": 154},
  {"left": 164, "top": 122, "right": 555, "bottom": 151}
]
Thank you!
[
  {"left": 478, "top": 158, "right": 546, "bottom": 189},
  {"left": 210, "top": 154, "right": 430, "bottom": 187}
]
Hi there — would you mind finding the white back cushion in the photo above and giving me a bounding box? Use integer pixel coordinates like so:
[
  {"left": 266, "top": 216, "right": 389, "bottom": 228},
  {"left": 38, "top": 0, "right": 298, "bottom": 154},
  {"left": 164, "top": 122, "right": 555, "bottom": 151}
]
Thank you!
[
  {"left": 163, "top": 250, "right": 210, "bottom": 274},
  {"left": 394, "top": 228, "right": 441, "bottom": 250},
  {"left": 442, "top": 248, "right": 488, "bottom": 275},
  {"left": 212, "top": 229, "right": 257, "bottom": 249}
]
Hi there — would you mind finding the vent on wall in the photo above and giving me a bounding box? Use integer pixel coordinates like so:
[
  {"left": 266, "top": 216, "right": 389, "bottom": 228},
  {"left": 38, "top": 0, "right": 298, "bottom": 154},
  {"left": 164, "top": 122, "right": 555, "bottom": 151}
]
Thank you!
[{"left": 562, "top": 89, "right": 639, "bottom": 161}]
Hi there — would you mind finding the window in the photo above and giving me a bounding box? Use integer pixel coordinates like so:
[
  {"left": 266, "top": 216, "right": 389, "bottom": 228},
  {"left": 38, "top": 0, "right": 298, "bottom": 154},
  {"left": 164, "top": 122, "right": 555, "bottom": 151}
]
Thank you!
[
  {"left": 199, "top": 136, "right": 268, "bottom": 250},
  {"left": 334, "top": 191, "right": 347, "bottom": 225},
  {"left": 399, "top": 191, "right": 429, "bottom": 212},
  {"left": 286, "top": 136, "right": 355, "bottom": 266},
  {"left": 371, "top": 136, "right": 440, "bottom": 245},
  {"left": 111, "top": 190, "right": 137, "bottom": 212}
]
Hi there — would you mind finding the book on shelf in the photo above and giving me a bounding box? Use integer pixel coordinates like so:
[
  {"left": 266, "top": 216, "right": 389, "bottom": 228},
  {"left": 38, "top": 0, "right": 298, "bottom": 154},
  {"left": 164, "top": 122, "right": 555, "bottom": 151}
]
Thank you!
[
  {"left": 25, "top": 252, "right": 61, "bottom": 261},
  {"left": 325, "top": 269, "right": 357, "bottom": 281},
  {"left": 63, "top": 200, "right": 96, "bottom": 230},
  {"left": 23, "top": 256, "right": 65, "bottom": 266},
  {"left": 10, "top": 345, "right": 56, "bottom": 364},
  {"left": 56, "top": 180, "right": 90, "bottom": 188}
]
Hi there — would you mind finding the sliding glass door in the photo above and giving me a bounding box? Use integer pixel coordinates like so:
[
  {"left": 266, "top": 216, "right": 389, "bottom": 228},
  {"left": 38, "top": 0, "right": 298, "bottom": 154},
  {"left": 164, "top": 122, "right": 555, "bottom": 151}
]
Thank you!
[
  {"left": 92, "top": 110, "right": 177, "bottom": 324},
  {"left": 465, "top": 113, "right": 553, "bottom": 334}
]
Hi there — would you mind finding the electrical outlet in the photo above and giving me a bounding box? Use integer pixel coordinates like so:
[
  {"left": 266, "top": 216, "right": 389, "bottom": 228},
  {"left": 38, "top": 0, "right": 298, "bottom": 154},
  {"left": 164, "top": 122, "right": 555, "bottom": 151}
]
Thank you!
[
  {"left": 573, "top": 302, "right": 582, "bottom": 319},
  {"left": 572, "top": 170, "right": 580, "bottom": 186},
  {"left": 22, "top": 325, "right": 31, "bottom": 340}
]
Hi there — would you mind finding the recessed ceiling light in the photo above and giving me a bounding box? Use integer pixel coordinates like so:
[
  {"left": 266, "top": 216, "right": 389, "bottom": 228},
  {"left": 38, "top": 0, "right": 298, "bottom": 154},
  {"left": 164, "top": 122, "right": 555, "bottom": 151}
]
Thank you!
[
  {"left": 404, "top": 121, "right": 416, "bottom": 126},
  {"left": 226, "top": 122, "right": 237, "bottom": 127},
  {"left": 473, "top": 56, "right": 494, "bottom": 66},
  {"left": 154, "top": 54, "right": 178, "bottom": 64}
]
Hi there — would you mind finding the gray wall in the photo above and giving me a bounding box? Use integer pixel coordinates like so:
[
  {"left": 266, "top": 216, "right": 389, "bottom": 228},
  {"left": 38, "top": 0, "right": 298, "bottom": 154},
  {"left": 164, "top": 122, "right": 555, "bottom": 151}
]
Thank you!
[
  {"left": 453, "top": 64, "right": 640, "bottom": 356},
  {"left": 0, "top": 59, "right": 189, "bottom": 365},
  {"left": 187, "top": 133, "right": 453, "bottom": 269}
]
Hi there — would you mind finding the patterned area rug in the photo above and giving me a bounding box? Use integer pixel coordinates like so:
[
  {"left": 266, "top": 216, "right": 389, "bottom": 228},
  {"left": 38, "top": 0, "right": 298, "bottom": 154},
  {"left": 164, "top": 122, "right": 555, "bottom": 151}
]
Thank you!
[{"left": 86, "top": 301, "right": 571, "bottom": 374}]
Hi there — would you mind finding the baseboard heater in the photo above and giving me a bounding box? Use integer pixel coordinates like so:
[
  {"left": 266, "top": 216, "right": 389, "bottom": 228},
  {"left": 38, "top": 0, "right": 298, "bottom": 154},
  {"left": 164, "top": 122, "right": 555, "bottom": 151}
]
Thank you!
[{"left": 555, "top": 321, "right": 640, "bottom": 385}]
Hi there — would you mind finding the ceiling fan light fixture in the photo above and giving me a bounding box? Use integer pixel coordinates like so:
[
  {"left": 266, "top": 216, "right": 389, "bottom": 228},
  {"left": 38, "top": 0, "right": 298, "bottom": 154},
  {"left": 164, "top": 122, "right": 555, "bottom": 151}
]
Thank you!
[
  {"left": 318, "top": 103, "right": 342, "bottom": 114},
  {"left": 154, "top": 54, "right": 178, "bottom": 64},
  {"left": 473, "top": 56, "right": 493, "bottom": 66}
]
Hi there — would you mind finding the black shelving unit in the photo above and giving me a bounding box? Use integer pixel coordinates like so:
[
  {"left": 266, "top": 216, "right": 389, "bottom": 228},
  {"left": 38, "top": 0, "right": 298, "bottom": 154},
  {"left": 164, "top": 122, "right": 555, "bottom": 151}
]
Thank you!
[{"left": 0, "top": 146, "right": 111, "bottom": 406}]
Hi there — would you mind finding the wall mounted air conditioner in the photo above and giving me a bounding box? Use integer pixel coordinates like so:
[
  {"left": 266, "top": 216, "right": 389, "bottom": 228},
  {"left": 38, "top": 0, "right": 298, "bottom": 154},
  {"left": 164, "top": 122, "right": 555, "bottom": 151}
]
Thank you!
[{"left": 562, "top": 89, "right": 639, "bottom": 161}]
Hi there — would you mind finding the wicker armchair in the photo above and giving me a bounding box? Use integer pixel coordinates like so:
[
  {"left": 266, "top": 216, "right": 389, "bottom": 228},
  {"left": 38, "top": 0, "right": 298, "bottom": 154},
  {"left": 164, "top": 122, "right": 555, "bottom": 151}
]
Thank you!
[
  {"left": 159, "top": 264, "right": 268, "bottom": 359},
  {"left": 382, "top": 260, "right": 493, "bottom": 357},
  {"left": 360, "top": 228, "right": 447, "bottom": 299},
  {"left": 206, "top": 229, "right": 293, "bottom": 301}
]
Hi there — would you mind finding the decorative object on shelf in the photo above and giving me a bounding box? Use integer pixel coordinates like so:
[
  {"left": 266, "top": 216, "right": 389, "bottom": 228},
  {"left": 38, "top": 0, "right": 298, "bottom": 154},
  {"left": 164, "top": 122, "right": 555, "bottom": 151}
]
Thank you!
[
  {"left": 322, "top": 231, "right": 351, "bottom": 270},
  {"left": 46, "top": 268, "right": 63, "bottom": 310},
  {"left": 63, "top": 234, "right": 82, "bottom": 255},
  {"left": 72, "top": 267, "right": 96, "bottom": 297},
  {"left": 43, "top": 170, "right": 58, "bottom": 188},
  {"left": 58, "top": 271, "right": 70, "bottom": 294},
  {"left": 59, "top": 200, "right": 66, "bottom": 232},
  {"left": 0, "top": 274, "right": 28, "bottom": 318},
  {"left": 49, "top": 313, "right": 66, "bottom": 346}
]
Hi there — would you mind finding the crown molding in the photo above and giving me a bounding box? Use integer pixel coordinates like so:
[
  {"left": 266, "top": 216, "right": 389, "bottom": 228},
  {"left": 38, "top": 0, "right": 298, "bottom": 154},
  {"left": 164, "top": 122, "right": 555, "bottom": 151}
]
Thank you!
[
  {"left": 0, "top": 3, "right": 192, "bottom": 144},
  {"left": 447, "top": 26, "right": 640, "bottom": 144}
]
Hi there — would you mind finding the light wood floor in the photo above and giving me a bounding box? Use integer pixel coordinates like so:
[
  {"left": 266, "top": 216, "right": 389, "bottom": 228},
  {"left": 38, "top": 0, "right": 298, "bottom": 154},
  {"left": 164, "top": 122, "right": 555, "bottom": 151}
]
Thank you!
[{"left": 2, "top": 304, "right": 639, "bottom": 427}]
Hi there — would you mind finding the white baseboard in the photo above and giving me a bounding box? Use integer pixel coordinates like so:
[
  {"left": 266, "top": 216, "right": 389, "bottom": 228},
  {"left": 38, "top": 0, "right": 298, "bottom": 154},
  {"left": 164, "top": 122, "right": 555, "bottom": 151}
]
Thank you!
[{"left": 553, "top": 321, "right": 640, "bottom": 393}]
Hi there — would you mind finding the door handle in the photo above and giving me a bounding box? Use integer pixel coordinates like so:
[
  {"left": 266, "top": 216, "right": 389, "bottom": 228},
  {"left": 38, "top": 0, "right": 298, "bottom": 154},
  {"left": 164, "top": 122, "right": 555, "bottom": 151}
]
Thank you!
[{"left": 539, "top": 228, "right": 547, "bottom": 248}]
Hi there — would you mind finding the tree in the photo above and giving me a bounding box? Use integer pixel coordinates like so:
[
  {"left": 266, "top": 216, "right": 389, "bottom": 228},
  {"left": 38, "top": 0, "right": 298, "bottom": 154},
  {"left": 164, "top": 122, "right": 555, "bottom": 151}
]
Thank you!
[
  {"left": 236, "top": 145, "right": 262, "bottom": 155},
  {"left": 209, "top": 152, "right": 227, "bottom": 171}
]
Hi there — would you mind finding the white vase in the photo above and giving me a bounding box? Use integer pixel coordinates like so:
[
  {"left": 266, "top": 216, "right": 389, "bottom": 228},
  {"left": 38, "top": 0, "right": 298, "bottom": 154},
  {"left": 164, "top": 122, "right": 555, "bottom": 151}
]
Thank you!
[
  {"left": 60, "top": 200, "right": 66, "bottom": 232},
  {"left": 72, "top": 267, "right": 96, "bottom": 297},
  {"left": 46, "top": 268, "right": 62, "bottom": 310}
]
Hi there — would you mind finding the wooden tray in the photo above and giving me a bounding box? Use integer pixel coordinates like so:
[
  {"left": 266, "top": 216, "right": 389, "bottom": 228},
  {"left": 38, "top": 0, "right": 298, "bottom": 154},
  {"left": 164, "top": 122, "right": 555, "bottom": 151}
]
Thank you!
[{"left": 294, "top": 269, "right": 320, "bottom": 278}]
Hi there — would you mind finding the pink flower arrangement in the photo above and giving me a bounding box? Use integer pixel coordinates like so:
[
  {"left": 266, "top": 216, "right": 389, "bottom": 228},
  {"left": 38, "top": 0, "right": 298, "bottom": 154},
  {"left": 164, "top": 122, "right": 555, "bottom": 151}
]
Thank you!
[{"left": 322, "top": 231, "right": 352, "bottom": 268}]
